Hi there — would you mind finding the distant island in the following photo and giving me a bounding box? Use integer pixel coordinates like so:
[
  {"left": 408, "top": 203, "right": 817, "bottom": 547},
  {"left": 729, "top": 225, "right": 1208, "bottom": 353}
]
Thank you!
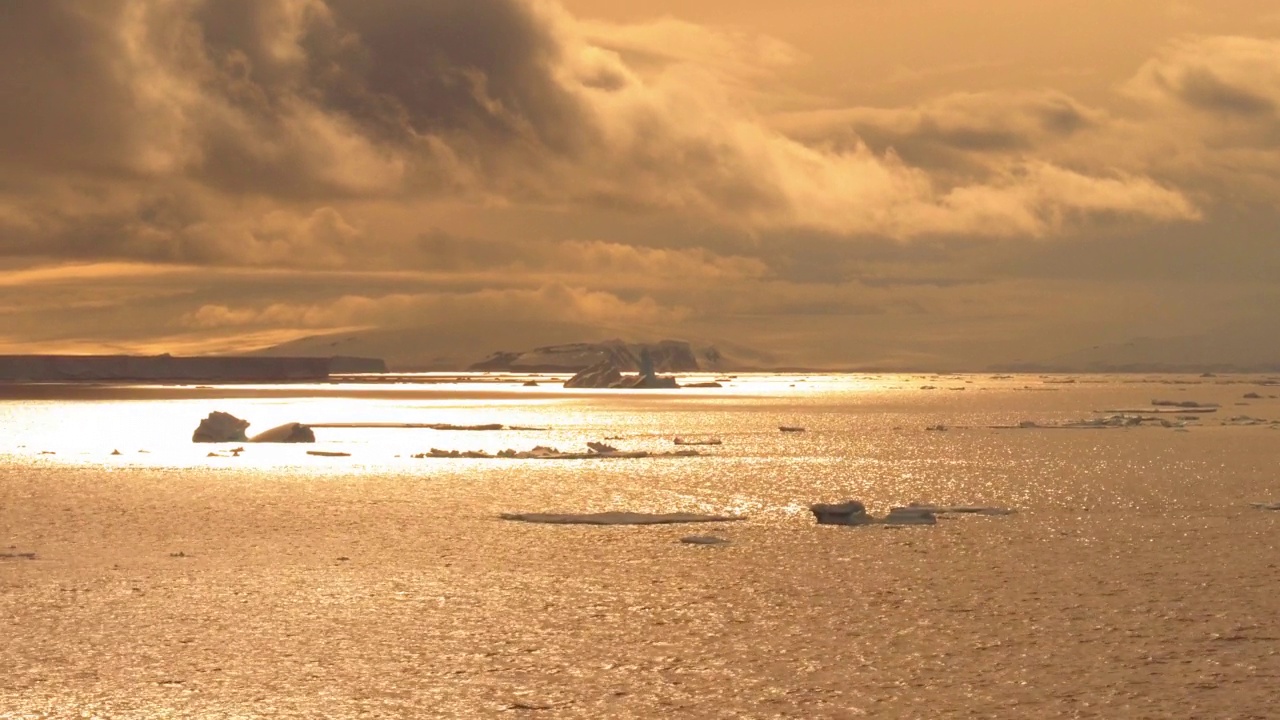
[
  {"left": 0, "top": 354, "right": 386, "bottom": 382},
  {"left": 469, "top": 339, "right": 720, "bottom": 373}
]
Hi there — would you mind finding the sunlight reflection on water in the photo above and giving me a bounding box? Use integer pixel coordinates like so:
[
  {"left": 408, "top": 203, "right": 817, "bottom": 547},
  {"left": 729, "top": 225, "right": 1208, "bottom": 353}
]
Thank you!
[{"left": 0, "top": 372, "right": 1264, "bottom": 515}]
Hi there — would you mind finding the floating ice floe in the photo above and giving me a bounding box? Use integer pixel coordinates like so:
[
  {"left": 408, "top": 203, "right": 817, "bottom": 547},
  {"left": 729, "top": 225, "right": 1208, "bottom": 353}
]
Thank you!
[
  {"left": 1221, "top": 415, "right": 1277, "bottom": 426},
  {"left": 811, "top": 500, "right": 1015, "bottom": 526},
  {"left": 883, "top": 507, "right": 938, "bottom": 525},
  {"left": 1151, "top": 399, "right": 1219, "bottom": 408},
  {"left": 680, "top": 535, "right": 730, "bottom": 545},
  {"left": 810, "top": 501, "right": 937, "bottom": 526},
  {"left": 991, "top": 415, "right": 1187, "bottom": 430},
  {"left": 1096, "top": 407, "right": 1216, "bottom": 414},
  {"left": 810, "top": 500, "right": 873, "bottom": 525},
  {"left": 196, "top": 414, "right": 549, "bottom": 444},
  {"left": 673, "top": 437, "right": 722, "bottom": 446},
  {"left": 500, "top": 512, "right": 744, "bottom": 525},
  {"left": 306, "top": 450, "right": 351, "bottom": 457},
  {"left": 413, "top": 442, "right": 703, "bottom": 460}
]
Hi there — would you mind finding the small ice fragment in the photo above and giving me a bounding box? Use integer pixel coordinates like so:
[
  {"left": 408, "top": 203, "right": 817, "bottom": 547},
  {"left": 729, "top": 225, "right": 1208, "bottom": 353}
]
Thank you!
[
  {"left": 680, "top": 535, "right": 730, "bottom": 545},
  {"left": 810, "top": 501, "right": 872, "bottom": 526}
]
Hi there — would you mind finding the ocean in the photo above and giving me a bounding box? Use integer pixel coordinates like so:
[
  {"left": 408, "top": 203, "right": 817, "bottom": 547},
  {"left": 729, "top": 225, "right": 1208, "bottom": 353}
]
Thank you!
[{"left": 2, "top": 374, "right": 1278, "bottom": 717}]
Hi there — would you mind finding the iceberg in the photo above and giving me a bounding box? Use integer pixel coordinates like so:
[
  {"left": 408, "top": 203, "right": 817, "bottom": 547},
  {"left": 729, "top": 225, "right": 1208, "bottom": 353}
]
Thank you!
[{"left": 192, "top": 412, "right": 250, "bottom": 443}]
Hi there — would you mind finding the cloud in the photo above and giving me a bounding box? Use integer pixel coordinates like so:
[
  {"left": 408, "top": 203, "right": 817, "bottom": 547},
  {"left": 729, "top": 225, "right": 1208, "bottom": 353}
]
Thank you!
[
  {"left": 3, "top": 2, "right": 1279, "bottom": 365},
  {"left": 182, "top": 283, "right": 687, "bottom": 331},
  {"left": 1127, "top": 36, "right": 1280, "bottom": 122},
  {"left": 1120, "top": 36, "right": 1280, "bottom": 201},
  {"left": 772, "top": 90, "right": 1102, "bottom": 165},
  {"left": 0, "top": 0, "right": 1206, "bottom": 271},
  {"left": 414, "top": 232, "right": 770, "bottom": 284}
]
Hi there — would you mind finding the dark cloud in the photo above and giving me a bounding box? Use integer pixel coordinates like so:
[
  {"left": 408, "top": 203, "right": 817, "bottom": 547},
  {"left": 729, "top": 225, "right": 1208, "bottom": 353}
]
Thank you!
[
  {"left": 772, "top": 91, "right": 1100, "bottom": 175},
  {"left": 1177, "top": 69, "right": 1276, "bottom": 116},
  {"left": 0, "top": 2, "right": 138, "bottom": 176},
  {"left": 0, "top": 0, "right": 1201, "bottom": 271}
]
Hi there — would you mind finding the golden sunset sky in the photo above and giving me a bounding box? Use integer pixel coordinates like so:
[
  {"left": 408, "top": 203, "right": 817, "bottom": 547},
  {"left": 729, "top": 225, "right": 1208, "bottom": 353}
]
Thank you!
[{"left": 2, "top": 1, "right": 1277, "bottom": 368}]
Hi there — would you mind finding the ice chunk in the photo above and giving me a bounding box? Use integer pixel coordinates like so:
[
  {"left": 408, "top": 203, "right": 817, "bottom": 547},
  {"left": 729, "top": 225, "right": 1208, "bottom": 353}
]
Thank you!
[
  {"left": 884, "top": 507, "right": 938, "bottom": 525},
  {"left": 192, "top": 411, "right": 250, "bottom": 443},
  {"left": 500, "top": 512, "right": 744, "bottom": 525},
  {"left": 249, "top": 422, "right": 316, "bottom": 443},
  {"left": 810, "top": 501, "right": 872, "bottom": 526}
]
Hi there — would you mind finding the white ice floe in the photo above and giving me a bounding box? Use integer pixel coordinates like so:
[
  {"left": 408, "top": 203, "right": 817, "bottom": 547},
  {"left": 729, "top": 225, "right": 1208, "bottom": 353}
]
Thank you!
[
  {"left": 1222, "top": 416, "right": 1276, "bottom": 426},
  {"left": 1151, "top": 399, "right": 1219, "bottom": 408},
  {"left": 413, "top": 443, "right": 703, "bottom": 460},
  {"left": 500, "top": 512, "right": 744, "bottom": 525},
  {"left": 992, "top": 415, "right": 1188, "bottom": 430},
  {"left": 812, "top": 500, "right": 1015, "bottom": 526}
]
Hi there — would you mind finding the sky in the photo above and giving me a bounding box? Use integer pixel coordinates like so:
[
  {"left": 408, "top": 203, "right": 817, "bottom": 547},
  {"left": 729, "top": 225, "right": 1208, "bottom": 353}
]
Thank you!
[{"left": 1, "top": 0, "right": 1278, "bottom": 369}]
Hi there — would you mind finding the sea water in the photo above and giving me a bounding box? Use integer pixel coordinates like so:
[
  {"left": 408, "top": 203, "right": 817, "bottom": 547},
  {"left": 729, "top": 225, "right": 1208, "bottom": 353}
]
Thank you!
[{"left": 2, "top": 374, "right": 1278, "bottom": 717}]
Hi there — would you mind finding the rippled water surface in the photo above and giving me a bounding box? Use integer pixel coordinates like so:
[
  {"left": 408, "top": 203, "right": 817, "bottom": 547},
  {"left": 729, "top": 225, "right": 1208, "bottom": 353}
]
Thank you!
[{"left": 2, "top": 374, "right": 1278, "bottom": 717}]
